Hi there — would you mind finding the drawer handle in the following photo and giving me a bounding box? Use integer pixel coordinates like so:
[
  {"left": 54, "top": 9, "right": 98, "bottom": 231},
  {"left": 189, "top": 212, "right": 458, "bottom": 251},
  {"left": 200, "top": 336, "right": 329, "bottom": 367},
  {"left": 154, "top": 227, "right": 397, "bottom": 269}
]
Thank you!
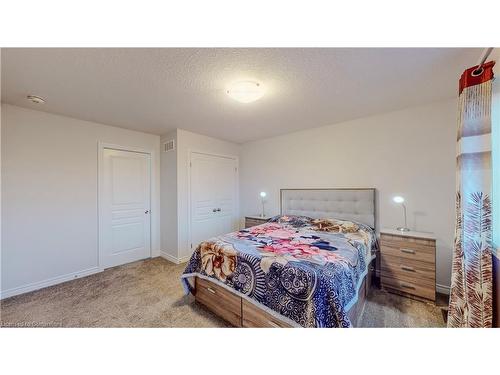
[
  {"left": 206, "top": 287, "right": 217, "bottom": 294},
  {"left": 400, "top": 265, "right": 415, "bottom": 272},
  {"left": 400, "top": 282, "right": 416, "bottom": 290},
  {"left": 267, "top": 320, "right": 280, "bottom": 328},
  {"left": 400, "top": 248, "right": 416, "bottom": 254}
]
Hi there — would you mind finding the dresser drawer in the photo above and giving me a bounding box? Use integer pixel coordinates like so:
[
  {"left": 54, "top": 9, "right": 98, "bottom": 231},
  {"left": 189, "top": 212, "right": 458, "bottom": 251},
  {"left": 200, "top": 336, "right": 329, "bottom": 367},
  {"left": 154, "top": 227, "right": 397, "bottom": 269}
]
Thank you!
[
  {"left": 241, "top": 299, "right": 292, "bottom": 328},
  {"left": 380, "top": 254, "right": 435, "bottom": 283},
  {"left": 380, "top": 233, "right": 435, "bottom": 247},
  {"left": 381, "top": 275, "right": 435, "bottom": 301},
  {"left": 195, "top": 277, "right": 242, "bottom": 327},
  {"left": 245, "top": 218, "right": 267, "bottom": 228},
  {"left": 380, "top": 240, "right": 435, "bottom": 263}
]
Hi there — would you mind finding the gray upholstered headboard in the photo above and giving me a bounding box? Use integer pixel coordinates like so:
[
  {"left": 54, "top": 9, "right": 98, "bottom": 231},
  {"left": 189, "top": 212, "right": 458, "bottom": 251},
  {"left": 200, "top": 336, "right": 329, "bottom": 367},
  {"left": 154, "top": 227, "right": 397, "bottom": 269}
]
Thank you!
[{"left": 280, "top": 188, "right": 376, "bottom": 228}]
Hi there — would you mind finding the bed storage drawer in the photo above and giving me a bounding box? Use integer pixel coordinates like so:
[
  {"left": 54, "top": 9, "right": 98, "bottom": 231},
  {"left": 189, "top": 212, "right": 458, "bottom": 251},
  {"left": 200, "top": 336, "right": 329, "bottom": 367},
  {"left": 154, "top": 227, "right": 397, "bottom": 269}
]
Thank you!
[
  {"left": 241, "top": 299, "right": 292, "bottom": 328},
  {"left": 195, "top": 277, "right": 242, "bottom": 327}
]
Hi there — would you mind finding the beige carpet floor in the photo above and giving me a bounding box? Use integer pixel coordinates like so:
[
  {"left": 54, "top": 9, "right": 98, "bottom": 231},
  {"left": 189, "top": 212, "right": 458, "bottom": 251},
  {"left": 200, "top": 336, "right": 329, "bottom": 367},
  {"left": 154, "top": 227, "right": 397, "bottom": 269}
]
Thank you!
[{"left": 0, "top": 257, "right": 446, "bottom": 328}]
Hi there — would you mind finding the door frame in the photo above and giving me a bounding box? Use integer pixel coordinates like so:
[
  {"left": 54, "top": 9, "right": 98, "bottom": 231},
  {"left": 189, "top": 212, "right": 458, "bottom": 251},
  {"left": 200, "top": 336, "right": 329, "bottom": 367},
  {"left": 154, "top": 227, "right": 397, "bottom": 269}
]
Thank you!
[
  {"left": 97, "top": 142, "right": 153, "bottom": 271},
  {"left": 187, "top": 150, "right": 239, "bottom": 258}
]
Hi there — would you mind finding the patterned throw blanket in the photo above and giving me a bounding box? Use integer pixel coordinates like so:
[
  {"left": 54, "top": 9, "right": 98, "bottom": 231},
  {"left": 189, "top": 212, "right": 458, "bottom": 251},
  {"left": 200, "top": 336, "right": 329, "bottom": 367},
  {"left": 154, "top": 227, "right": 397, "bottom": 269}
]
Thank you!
[{"left": 181, "top": 215, "right": 377, "bottom": 327}]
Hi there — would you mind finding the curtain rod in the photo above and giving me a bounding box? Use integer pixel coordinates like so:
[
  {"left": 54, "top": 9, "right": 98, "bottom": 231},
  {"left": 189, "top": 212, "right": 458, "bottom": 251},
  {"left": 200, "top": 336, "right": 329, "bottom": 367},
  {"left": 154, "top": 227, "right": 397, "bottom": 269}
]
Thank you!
[{"left": 474, "top": 47, "right": 494, "bottom": 74}]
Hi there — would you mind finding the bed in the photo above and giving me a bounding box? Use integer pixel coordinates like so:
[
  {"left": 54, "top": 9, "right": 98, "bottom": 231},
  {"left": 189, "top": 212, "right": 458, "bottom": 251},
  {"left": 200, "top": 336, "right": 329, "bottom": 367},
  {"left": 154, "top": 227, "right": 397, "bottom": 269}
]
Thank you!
[{"left": 181, "top": 188, "right": 377, "bottom": 327}]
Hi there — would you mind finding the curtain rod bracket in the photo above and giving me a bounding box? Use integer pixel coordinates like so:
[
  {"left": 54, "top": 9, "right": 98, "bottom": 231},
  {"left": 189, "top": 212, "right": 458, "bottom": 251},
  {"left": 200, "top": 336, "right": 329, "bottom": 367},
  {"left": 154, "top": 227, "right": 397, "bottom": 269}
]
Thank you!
[{"left": 473, "top": 47, "right": 494, "bottom": 75}]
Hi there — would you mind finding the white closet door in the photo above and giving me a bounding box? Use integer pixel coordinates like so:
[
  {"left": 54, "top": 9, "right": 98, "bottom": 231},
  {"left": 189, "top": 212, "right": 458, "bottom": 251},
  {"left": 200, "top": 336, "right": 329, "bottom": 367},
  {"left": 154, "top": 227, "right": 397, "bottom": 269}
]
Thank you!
[
  {"left": 190, "top": 152, "right": 237, "bottom": 250},
  {"left": 101, "top": 149, "right": 151, "bottom": 269}
]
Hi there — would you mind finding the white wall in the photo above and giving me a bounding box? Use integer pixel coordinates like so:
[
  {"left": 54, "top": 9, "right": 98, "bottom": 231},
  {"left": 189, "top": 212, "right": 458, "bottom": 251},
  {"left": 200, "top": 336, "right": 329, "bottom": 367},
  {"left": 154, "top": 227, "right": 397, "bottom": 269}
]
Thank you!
[
  {"left": 491, "top": 48, "right": 500, "bottom": 72},
  {"left": 0, "top": 50, "right": 3, "bottom": 296},
  {"left": 1, "top": 104, "right": 161, "bottom": 298},
  {"left": 160, "top": 130, "right": 178, "bottom": 260},
  {"left": 240, "top": 99, "right": 457, "bottom": 292},
  {"left": 160, "top": 128, "right": 240, "bottom": 262}
]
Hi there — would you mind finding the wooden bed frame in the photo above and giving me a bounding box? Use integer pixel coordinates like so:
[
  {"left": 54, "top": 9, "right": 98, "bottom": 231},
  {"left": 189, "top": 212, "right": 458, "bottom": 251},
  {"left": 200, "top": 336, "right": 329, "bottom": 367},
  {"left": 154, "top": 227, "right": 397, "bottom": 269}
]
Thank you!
[
  {"left": 193, "top": 188, "right": 376, "bottom": 328},
  {"left": 193, "top": 265, "right": 372, "bottom": 327}
]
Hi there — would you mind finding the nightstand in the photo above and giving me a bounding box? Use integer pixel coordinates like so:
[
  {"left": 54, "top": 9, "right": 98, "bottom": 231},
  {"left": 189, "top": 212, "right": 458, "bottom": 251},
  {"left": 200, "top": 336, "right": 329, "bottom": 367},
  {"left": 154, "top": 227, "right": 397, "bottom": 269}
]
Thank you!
[
  {"left": 245, "top": 215, "right": 271, "bottom": 228},
  {"left": 379, "top": 229, "right": 436, "bottom": 303}
]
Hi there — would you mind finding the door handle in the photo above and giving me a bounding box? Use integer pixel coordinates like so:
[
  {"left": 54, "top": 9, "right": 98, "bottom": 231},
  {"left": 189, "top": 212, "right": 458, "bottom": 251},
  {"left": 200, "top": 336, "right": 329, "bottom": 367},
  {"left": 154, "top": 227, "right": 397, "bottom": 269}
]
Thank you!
[
  {"left": 212, "top": 209, "right": 217, "bottom": 213},
  {"left": 217, "top": 208, "right": 221, "bottom": 212},
  {"left": 145, "top": 210, "right": 149, "bottom": 214}
]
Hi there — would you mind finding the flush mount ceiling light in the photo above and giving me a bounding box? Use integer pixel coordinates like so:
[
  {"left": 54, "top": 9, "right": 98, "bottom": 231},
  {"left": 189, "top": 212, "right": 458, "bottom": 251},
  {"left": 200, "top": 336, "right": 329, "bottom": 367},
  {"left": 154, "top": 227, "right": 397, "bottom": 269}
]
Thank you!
[
  {"left": 226, "top": 81, "right": 264, "bottom": 103},
  {"left": 27, "top": 95, "right": 45, "bottom": 104}
]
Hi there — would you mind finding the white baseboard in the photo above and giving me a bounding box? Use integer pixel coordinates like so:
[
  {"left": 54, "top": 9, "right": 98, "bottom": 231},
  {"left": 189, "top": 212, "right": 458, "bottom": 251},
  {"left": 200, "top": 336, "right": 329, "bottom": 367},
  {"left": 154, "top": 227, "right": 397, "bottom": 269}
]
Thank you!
[
  {"left": 160, "top": 251, "right": 179, "bottom": 264},
  {"left": 160, "top": 251, "right": 190, "bottom": 264},
  {"left": 0, "top": 266, "right": 100, "bottom": 300}
]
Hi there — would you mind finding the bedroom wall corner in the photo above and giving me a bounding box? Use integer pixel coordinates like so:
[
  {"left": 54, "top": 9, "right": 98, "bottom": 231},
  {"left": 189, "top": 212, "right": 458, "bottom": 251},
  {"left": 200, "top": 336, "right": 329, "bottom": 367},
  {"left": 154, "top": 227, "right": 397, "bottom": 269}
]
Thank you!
[
  {"left": 159, "top": 128, "right": 240, "bottom": 264},
  {"left": 160, "top": 129, "right": 179, "bottom": 263}
]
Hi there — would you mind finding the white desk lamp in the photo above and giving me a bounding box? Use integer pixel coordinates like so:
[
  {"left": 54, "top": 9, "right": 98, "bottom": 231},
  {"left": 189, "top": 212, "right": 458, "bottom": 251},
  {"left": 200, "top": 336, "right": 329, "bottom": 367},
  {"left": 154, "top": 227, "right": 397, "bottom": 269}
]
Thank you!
[
  {"left": 393, "top": 196, "right": 410, "bottom": 232},
  {"left": 260, "top": 192, "right": 267, "bottom": 218}
]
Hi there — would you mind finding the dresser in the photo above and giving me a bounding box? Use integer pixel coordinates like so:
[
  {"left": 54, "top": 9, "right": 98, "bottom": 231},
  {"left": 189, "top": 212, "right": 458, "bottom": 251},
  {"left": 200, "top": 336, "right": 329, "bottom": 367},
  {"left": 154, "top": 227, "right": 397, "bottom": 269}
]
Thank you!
[
  {"left": 244, "top": 215, "right": 271, "bottom": 228},
  {"left": 379, "top": 229, "right": 436, "bottom": 303}
]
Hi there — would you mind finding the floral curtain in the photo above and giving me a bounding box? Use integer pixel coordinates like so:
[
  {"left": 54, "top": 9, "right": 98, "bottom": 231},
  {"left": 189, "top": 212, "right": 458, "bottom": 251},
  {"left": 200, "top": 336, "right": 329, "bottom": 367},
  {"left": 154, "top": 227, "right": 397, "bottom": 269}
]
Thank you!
[{"left": 448, "top": 61, "right": 495, "bottom": 328}]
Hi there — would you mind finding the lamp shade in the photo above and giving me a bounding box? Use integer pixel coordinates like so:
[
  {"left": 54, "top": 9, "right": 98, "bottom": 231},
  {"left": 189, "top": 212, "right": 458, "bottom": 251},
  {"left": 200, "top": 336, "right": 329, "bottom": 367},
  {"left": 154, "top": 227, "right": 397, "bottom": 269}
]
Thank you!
[{"left": 393, "top": 196, "right": 405, "bottom": 204}]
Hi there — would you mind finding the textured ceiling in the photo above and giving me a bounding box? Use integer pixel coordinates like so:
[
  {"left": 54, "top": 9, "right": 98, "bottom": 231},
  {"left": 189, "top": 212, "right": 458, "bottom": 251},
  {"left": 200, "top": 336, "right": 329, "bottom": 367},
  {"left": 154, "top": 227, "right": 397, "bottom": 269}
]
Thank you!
[{"left": 1, "top": 48, "right": 481, "bottom": 143}]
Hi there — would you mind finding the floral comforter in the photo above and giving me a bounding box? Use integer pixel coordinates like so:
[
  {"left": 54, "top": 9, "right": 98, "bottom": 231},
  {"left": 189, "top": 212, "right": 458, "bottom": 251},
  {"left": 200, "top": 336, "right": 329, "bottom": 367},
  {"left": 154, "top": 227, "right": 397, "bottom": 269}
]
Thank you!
[{"left": 181, "top": 215, "right": 377, "bottom": 327}]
